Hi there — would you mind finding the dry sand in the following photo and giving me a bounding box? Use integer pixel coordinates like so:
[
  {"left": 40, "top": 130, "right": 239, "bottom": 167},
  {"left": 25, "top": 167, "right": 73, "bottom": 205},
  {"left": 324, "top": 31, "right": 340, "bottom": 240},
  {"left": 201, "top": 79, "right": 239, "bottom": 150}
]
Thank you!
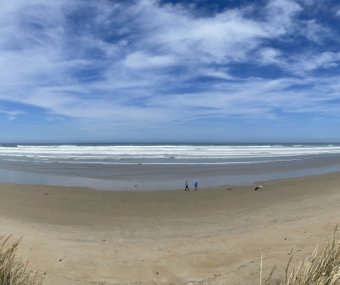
[{"left": 0, "top": 173, "right": 339, "bottom": 284}]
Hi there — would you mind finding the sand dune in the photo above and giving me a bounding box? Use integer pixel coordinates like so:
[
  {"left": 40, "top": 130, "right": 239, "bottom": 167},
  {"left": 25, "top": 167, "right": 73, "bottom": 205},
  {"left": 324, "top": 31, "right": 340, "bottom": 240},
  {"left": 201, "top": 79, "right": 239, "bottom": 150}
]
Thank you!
[{"left": 0, "top": 173, "right": 339, "bottom": 284}]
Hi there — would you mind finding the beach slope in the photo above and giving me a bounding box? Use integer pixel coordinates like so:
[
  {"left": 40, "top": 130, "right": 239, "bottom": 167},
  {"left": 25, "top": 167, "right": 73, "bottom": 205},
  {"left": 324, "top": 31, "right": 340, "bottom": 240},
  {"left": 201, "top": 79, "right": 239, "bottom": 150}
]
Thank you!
[{"left": 0, "top": 173, "right": 339, "bottom": 284}]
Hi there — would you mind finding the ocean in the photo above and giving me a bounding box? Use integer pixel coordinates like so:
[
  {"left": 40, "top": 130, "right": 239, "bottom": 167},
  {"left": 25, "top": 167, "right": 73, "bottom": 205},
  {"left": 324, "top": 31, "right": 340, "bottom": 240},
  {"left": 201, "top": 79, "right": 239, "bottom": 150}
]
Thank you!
[{"left": 0, "top": 143, "right": 340, "bottom": 190}]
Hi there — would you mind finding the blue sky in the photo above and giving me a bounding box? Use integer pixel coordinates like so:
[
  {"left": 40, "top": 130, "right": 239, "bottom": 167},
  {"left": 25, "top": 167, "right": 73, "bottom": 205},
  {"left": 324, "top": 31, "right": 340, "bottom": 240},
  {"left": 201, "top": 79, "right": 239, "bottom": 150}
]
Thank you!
[{"left": 1, "top": 0, "right": 340, "bottom": 143}]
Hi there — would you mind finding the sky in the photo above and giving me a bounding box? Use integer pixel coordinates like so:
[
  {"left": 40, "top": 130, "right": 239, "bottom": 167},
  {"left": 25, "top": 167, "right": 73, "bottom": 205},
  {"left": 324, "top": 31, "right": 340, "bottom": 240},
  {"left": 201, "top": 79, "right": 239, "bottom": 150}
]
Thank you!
[{"left": 0, "top": 0, "right": 340, "bottom": 143}]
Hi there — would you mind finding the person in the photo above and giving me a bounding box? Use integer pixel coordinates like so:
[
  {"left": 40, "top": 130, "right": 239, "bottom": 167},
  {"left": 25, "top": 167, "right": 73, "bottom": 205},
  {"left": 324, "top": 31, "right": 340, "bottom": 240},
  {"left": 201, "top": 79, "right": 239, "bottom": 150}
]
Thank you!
[
  {"left": 185, "top": 180, "right": 190, "bottom": 191},
  {"left": 194, "top": 180, "right": 199, "bottom": 191}
]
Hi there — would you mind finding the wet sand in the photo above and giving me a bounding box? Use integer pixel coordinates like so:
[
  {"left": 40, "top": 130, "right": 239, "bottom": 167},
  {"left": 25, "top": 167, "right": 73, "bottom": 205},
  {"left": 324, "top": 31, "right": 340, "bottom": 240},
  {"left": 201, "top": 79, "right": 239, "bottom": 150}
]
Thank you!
[
  {"left": 0, "top": 173, "right": 339, "bottom": 284},
  {"left": 2, "top": 154, "right": 340, "bottom": 190}
]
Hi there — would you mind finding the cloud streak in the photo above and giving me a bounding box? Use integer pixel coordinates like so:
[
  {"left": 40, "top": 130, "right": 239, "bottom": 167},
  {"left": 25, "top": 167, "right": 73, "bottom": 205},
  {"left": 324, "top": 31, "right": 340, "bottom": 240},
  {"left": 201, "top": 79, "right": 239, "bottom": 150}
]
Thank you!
[{"left": 0, "top": 0, "right": 339, "bottom": 135}]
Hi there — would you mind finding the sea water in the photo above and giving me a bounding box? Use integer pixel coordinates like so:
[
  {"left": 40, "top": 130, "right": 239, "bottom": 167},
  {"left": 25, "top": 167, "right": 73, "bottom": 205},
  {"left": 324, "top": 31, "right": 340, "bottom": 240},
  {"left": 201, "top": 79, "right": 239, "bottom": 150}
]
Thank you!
[{"left": 0, "top": 143, "right": 340, "bottom": 190}]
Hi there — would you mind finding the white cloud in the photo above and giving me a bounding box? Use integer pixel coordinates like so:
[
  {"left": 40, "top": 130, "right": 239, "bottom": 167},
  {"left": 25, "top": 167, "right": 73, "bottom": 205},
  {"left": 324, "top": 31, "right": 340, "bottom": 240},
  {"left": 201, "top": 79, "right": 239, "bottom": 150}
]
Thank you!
[
  {"left": 124, "top": 52, "right": 177, "bottom": 69},
  {"left": 257, "top": 48, "right": 282, "bottom": 65},
  {"left": 301, "top": 20, "right": 334, "bottom": 43},
  {"left": 269, "top": 51, "right": 340, "bottom": 75},
  {"left": 0, "top": 0, "right": 339, "bottom": 129},
  {"left": 0, "top": 108, "right": 23, "bottom": 120},
  {"left": 264, "top": 0, "right": 302, "bottom": 35},
  {"left": 298, "top": 52, "right": 340, "bottom": 71},
  {"left": 127, "top": 0, "right": 300, "bottom": 65}
]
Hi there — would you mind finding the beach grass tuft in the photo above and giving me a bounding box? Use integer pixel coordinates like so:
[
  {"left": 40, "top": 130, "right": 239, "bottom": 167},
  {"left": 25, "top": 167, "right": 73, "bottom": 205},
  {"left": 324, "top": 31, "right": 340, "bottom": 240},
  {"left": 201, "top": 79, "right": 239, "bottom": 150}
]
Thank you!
[
  {"left": 264, "top": 227, "right": 340, "bottom": 285},
  {"left": 0, "top": 235, "right": 42, "bottom": 285}
]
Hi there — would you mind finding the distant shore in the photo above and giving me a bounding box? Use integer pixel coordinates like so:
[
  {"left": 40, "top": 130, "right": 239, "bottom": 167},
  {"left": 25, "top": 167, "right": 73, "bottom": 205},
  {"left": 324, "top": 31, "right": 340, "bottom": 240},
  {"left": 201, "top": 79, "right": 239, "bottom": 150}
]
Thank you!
[{"left": 0, "top": 172, "right": 339, "bottom": 284}]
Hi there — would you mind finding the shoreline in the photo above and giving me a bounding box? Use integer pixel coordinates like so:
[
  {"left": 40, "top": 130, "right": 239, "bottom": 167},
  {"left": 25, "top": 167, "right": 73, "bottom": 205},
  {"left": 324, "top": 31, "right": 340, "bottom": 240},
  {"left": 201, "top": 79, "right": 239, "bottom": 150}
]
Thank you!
[
  {"left": 2, "top": 154, "right": 340, "bottom": 191},
  {"left": 0, "top": 172, "right": 339, "bottom": 284},
  {"left": 2, "top": 169, "right": 340, "bottom": 193}
]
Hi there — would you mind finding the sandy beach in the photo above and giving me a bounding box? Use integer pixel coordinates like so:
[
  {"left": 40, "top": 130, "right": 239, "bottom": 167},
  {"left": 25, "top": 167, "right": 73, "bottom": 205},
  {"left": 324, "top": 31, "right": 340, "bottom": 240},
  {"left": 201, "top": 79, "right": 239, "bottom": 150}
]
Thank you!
[
  {"left": 0, "top": 173, "right": 339, "bottom": 284},
  {"left": 2, "top": 0, "right": 340, "bottom": 283}
]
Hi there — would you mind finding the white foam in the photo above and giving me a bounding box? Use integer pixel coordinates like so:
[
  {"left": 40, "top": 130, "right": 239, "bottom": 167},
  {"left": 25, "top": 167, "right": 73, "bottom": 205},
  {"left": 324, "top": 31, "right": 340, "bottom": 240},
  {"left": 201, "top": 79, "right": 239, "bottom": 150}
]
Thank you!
[{"left": 0, "top": 144, "right": 339, "bottom": 163}]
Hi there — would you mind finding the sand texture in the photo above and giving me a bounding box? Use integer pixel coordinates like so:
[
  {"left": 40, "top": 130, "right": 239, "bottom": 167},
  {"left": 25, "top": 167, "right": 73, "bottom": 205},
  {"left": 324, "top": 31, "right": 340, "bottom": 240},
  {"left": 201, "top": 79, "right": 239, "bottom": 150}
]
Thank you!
[{"left": 0, "top": 173, "right": 339, "bottom": 284}]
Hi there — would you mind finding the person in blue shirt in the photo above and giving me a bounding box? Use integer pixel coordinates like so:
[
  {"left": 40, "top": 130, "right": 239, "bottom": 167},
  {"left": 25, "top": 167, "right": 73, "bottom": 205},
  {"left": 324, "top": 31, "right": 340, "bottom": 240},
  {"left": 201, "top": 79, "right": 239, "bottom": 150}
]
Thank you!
[{"left": 194, "top": 180, "right": 199, "bottom": 191}]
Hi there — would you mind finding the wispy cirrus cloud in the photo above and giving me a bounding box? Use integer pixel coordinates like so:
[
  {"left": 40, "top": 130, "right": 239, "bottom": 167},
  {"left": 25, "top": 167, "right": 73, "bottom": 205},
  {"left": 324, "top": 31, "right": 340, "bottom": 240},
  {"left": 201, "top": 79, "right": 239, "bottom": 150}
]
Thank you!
[{"left": 0, "top": 0, "right": 340, "bottom": 140}]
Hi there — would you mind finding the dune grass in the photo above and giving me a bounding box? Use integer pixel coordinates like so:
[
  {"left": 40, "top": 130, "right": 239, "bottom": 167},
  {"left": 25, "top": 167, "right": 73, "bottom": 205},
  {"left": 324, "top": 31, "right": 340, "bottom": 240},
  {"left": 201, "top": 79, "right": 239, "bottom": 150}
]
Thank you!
[
  {"left": 263, "top": 228, "right": 340, "bottom": 285},
  {"left": 0, "top": 235, "right": 41, "bottom": 285}
]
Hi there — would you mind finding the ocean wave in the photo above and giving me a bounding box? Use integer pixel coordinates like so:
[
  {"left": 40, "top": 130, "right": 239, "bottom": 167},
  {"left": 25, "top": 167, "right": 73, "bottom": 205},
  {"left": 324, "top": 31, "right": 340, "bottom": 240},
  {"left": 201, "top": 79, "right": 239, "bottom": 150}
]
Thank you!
[{"left": 0, "top": 144, "right": 339, "bottom": 163}]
